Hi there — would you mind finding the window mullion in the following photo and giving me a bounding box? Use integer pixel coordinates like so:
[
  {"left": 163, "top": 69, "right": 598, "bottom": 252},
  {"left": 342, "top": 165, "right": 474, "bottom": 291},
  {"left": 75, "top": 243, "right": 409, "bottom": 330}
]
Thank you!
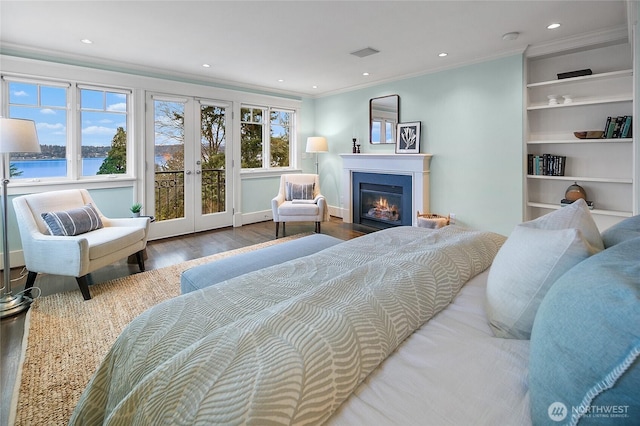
[
  {"left": 263, "top": 113, "right": 270, "bottom": 169},
  {"left": 70, "top": 85, "right": 80, "bottom": 179}
]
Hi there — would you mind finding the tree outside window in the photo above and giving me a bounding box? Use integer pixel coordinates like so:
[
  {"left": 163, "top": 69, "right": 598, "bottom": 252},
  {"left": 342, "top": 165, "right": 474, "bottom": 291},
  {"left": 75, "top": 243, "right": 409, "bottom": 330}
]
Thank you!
[
  {"left": 81, "top": 88, "right": 129, "bottom": 176},
  {"left": 241, "top": 106, "right": 293, "bottom": 169},
  {"left": 270, "top": 109, "right": 291, "bottom": 168}
]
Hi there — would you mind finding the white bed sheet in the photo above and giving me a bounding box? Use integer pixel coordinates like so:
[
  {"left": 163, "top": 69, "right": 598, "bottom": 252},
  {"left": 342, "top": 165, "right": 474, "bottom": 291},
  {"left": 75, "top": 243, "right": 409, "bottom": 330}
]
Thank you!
[{"left": 328, "top": 268, "right": 531, "bottom": 426}]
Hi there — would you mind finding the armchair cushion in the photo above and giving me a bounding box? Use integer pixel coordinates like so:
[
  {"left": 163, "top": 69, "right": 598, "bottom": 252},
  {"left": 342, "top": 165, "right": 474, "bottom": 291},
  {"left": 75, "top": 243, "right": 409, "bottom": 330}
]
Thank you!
[
  {"left": 277, "top": 201, "right": 321, "bottom": 217},
  {"left": 86, "top": 227, "right": 147, "bottom": 260},
  {"left": 41, "top": 203, "right": 104, "bottom": 236},
  {"left": 285, "top": 182, "right": 315, "bottom": 201}
]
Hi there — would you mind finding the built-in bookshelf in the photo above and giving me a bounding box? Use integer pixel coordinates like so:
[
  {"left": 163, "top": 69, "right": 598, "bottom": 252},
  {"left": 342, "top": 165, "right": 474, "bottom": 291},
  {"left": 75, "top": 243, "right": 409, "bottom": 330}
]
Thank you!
[{"left": 525, "top": 40, "right": 635, "bottom": 231}]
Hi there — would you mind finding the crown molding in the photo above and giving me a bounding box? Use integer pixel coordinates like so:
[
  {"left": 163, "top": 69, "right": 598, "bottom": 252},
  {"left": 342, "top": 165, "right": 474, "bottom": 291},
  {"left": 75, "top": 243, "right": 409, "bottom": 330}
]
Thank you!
[{"left": 525, "top": 26, "right": 629, "bottom": 58}]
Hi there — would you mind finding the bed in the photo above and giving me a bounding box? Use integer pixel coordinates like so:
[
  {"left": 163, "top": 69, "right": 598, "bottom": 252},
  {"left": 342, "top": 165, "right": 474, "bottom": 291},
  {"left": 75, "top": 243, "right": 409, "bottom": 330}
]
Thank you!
[
  {"left": 69, "top": 199, "right": 640, "bottom": 425},
  {"left": 328, "top": 268, "right": 530, "bottom": 425}
]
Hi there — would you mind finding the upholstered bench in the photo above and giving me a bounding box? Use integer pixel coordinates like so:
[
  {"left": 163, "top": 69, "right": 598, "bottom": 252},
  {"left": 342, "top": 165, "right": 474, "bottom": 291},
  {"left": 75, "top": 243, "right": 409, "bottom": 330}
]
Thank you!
[{"left": 180, "top": 234, "right": 343, "bottom": 294}]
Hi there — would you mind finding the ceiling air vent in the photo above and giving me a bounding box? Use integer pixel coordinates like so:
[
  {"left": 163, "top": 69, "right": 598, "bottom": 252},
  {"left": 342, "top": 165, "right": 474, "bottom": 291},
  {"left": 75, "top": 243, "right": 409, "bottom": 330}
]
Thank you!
[{"left": 350, "top": 47, "right": 380, "bottom": 58}]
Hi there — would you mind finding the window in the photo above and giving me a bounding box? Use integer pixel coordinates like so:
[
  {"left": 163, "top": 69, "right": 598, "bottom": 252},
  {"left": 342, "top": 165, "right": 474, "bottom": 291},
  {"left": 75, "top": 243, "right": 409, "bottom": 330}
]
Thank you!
[
  {"left": 80, "top": 87, "right": 129, "bottom": 176},
  {"left": 3, "top": 77, "right": 132, "bottom": 180},
  {"left": 269, "top": 109, "right": 291, "bottom": 168},
  {"left": 7, "top": 80, "right": 69, "bottom": 179},
  {"left": 240, "top": 105, "right": 293, "bottom": 169}
]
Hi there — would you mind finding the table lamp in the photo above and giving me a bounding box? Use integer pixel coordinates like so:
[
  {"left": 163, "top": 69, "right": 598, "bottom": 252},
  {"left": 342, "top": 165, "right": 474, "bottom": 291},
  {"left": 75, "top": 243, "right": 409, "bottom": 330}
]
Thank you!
[{"left": 306, "top": 136, "right": 328, "bottom": 174}]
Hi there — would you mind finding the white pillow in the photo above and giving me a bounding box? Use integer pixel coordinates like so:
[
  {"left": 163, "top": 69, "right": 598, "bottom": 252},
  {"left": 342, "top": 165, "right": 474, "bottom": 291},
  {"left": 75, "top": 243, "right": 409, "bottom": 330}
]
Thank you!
[{"left": 485, "top": 199, "right": 603, "bottom": 339}]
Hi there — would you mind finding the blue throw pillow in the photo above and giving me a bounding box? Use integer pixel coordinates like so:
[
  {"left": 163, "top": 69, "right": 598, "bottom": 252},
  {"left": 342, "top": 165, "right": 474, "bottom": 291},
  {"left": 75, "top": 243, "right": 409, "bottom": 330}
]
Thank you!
[
  {"left": 601, "top": 215, "right": 640, "bottom": 248},
  {"left": 529, "top": 237, "right": 640, "bottom": 425},
  {"left": 41, "top": 203, "right": 104, "bottom": 236}
]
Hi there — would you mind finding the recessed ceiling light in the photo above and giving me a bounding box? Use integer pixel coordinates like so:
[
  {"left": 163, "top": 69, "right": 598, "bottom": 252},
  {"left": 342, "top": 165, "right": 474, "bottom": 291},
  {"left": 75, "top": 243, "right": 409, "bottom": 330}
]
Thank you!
[
  {"left": 81, "top": 39, "right": 93, "bottom": 44},
  {"left": 438, "top": 52, "right": 448, "bottom": 57},
  {"left": 502, "top": 32, "right": 520, "bottom": 41},
  {"left": 202, "top": 63, "right": 211, "bottom": 68},
  {"left": 362, "top": 72, "right": 370, "bottom": 76},
  {"left": 312, "top": 85, "right": 318, "bottom": 89},
  {"left": 547, "top": 23, "right": 561, "bottom": 29},
  {"left": 278, "top": 79, "right": 284, "bottom": 82}
]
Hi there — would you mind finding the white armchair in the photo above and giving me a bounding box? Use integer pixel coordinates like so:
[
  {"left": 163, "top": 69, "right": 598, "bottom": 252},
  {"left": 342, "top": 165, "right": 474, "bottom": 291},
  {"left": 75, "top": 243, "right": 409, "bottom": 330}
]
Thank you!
[
  {"left": 271, "top": 174, "right": 328, "bottom": 238},
  {"left": 12, "top": 189, "right": 150, "bottom": 300}
]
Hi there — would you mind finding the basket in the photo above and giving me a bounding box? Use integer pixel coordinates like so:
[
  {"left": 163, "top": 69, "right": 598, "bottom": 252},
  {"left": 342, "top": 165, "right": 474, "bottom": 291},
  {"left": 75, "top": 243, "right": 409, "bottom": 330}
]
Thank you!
[{"left": 416, "top": 211, "right": 450, "bottom": 229}]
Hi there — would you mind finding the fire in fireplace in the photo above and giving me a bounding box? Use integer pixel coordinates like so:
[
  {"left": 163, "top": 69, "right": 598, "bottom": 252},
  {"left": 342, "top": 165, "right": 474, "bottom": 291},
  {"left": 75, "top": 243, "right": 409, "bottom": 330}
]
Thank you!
[
  {"left": 352, "top": 172, "right": 412, "bottom": 229},
  {"left": 361, "top": 185, "right": 402, "bottom": 225}
]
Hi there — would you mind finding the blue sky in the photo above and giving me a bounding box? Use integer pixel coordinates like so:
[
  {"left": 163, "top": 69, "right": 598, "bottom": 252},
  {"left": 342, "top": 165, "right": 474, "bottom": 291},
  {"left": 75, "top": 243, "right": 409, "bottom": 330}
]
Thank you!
[{"left": 9, "top": 82, "right": 127, "bottom": 147}]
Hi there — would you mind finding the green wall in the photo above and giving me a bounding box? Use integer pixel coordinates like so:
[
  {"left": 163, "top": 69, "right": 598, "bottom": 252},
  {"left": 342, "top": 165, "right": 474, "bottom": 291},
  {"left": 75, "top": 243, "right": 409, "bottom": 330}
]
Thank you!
[{"left": 312, "top": 54, "right": 524, "bottom": 236}]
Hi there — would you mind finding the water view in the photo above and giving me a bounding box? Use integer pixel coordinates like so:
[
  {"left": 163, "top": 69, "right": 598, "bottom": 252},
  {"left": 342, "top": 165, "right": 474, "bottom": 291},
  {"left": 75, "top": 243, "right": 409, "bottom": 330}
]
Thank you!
[
  {"left": 12, "top": 156, "right": 168, "bottom": 179},
  {"left": 12, "top": 158, "right": 107, "bottom": 178}
]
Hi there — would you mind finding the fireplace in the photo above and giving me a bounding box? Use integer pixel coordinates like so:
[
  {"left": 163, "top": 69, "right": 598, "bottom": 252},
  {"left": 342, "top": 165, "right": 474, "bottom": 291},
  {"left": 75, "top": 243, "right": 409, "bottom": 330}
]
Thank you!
[
  {"left": 341, "top": 153, "right": 432, "bottom": 227},
  {"left": 353, "top": 172, "right": 412, "bottom": 229}
]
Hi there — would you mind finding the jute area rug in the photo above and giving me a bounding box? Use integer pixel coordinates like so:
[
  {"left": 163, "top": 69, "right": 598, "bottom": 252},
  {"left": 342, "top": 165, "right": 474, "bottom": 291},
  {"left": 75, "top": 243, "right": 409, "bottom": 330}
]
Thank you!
[{"left": 11, "top": 233, "right": 310, "bottom": 426}]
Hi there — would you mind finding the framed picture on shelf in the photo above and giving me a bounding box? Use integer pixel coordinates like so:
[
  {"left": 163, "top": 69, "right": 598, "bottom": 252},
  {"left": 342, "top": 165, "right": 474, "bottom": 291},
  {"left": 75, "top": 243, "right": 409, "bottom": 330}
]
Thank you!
[{"left": 396, "top": 121, "right": 421, "bottom": 154}]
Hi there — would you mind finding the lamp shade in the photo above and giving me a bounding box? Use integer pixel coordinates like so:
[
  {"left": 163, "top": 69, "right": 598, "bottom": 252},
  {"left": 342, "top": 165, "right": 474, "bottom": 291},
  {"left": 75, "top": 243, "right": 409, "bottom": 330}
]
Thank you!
[
  {"left": 306, "top": 136, "right": 328, "bottom": 153},
  {"left": 0, "top": 118, "right": 41, "bottom": 153}
]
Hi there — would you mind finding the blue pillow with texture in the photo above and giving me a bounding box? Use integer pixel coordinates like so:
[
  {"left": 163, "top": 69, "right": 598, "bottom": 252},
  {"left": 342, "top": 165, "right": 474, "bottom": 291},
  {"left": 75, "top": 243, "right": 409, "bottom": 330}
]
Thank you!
[
  {"left": 529, "top": 237, "right": 640, "bottom": 425},
  {"left": 41, "top": 203, "right": 104, "bottom": 236},
  {"left": 601, "top": 215, "right": 640, "bottom": 248}
]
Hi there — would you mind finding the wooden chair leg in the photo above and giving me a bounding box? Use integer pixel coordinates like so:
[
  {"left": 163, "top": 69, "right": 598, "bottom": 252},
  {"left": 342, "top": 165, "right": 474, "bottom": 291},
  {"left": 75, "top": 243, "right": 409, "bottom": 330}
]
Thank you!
[
  {"left": 24, "top": 271, "right": 37, "bottom": 298},
  {"left": 76, "top": 275, "right": 92, "bottom": 301},
  {"left": 275, "top": 222, "right": 280, "bottom": 239},
  {"left": 282, "top": 222, "right": 286, "bottom": 237},
  {"left": 316, "top": 222, "right": 321, "bottom": 233},
  {"left": 136, "top": 250, "right": 146, "bottom": 272}
]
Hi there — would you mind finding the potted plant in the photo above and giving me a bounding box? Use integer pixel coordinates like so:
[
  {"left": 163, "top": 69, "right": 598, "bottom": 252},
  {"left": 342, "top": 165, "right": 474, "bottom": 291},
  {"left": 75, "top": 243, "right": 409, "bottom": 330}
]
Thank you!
[{"left": 130, "top": 203, "right": 142, "bottom": 218}]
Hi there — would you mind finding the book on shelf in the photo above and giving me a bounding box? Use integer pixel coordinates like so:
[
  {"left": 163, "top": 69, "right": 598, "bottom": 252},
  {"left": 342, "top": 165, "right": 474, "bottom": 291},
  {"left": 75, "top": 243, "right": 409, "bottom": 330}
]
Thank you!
[
  {"left": 620, "top": 115, "right": 632, "bottom": 138},
  {"left": 603, "top": 115, "right": 632, "bottom": 139},
  {"left": 527, "top": 154, "right": 566, "bottom": 176},
  {"left": 560, "top": 198, "right": 594, "bottom": 209}
]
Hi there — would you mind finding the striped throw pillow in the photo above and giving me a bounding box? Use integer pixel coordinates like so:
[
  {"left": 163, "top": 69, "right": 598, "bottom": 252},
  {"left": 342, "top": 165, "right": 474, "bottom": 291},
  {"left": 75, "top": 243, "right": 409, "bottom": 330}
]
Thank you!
[
  {"left": 41, "top": 203, "right": 104, "bottom": 236},
  {"left": 285, "top": 182, "right": 314, "bottom": 201}
]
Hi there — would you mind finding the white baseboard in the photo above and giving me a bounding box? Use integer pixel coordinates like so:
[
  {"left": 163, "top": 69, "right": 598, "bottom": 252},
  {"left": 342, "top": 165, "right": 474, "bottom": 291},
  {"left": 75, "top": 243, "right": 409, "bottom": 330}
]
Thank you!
[
  {"left": 241, "top": 209, "right": 273, "bottom": 225},
  {"left": 1, "top": 249, "right": 26, "bottom": 269}
]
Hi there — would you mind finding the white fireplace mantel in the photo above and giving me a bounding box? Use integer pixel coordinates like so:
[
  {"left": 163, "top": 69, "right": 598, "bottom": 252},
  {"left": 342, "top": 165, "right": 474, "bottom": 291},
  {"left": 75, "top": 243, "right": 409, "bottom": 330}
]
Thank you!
[{"left": 340, "top": 153, "right": 433, "bottom": 225}]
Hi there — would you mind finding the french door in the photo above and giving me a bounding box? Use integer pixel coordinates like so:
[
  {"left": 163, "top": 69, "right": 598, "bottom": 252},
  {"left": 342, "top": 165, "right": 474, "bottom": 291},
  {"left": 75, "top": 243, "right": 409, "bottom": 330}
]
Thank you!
[{"left": 146, "top": 94, "right": 232, "bottom": 239}]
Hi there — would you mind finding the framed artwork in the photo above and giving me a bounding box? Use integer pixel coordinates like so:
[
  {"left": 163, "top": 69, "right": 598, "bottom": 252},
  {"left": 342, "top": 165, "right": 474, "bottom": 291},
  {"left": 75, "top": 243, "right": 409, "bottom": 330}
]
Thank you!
[{"left": 396, "top": 121, "right": 421, "bottom": 154}]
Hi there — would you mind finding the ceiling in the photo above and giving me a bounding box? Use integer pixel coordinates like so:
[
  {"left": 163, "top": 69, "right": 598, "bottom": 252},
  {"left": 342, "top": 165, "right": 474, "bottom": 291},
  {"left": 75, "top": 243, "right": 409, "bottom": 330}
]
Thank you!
[{"left": 0, "top": 1, "right": 632, "bottom": 97}]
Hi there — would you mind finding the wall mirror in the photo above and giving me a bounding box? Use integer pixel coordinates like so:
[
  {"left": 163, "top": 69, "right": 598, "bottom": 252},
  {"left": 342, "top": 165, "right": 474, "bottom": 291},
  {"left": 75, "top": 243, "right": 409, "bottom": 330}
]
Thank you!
[{"left": 370, "top": 94, "right": 399, "bottom": 144}]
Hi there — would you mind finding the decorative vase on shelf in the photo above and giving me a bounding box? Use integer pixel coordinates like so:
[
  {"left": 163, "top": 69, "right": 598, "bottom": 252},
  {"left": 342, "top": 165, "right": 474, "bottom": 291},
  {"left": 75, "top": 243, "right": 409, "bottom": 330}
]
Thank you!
[{"left": 565, "top": 182, "right": 587, "bottom": 201}]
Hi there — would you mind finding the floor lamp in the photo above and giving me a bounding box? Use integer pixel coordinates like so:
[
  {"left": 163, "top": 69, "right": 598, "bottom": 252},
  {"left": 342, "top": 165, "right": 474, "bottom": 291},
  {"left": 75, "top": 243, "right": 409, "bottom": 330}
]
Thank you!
[
  {"left": 306, "top": 136, "right": 328, "bottom": 174},
  {"left": 0, "top": 118, "right": 41, "bottom": 319}
]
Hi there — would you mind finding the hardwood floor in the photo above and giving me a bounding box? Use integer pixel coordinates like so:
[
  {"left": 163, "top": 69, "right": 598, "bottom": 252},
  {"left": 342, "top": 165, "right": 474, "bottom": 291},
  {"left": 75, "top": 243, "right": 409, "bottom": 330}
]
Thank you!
[{"left": 0, "top": 217, "right": 374, "bottom": 426}]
